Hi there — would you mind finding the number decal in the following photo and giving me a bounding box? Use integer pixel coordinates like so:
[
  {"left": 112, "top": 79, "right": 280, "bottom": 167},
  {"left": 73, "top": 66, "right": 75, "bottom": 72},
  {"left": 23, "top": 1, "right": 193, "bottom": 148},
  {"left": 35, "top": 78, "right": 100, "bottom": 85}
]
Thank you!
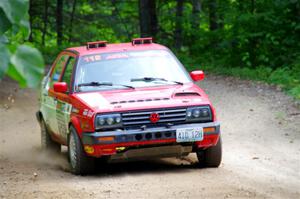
[
  {"left": 56, "top": 101, "right": 72, "bottom": 140},
  {"left": 83, "top": 55, "right": 102, "bottom": 63}
]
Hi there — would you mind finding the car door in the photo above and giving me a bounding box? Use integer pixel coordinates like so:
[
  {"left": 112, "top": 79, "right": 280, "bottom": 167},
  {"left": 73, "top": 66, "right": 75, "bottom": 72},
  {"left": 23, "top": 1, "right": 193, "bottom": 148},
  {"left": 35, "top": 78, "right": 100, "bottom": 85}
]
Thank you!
[
  {"left": 43, "top": 54, "right": 69, "bottom": 137},
  {"left": 54, "top": 55, "right": 77, "bottom": 143}
]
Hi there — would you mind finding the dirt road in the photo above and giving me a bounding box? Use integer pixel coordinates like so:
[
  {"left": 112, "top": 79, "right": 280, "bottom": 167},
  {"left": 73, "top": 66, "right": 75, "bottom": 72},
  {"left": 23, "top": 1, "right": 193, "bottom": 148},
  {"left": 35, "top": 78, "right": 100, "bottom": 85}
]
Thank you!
[{"left": 0, "top": 75, "right": 299, "bottom": 199}]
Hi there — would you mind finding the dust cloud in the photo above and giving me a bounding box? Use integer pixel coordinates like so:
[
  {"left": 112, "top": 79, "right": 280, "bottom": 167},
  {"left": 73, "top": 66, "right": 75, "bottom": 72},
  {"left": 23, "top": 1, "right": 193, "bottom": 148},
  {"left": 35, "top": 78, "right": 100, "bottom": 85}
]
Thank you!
[{"left": 0, "top": 80, "right": 69, "bottom": 171}]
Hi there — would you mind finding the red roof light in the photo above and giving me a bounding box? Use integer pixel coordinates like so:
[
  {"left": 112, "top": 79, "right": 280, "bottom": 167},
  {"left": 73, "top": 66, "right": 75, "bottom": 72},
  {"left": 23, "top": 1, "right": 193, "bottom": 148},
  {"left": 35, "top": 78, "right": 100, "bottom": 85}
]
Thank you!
[
  {"left": 86, "top": 41, "right": 107, "bottom": 50},
  {"left": 132, "top": 37, "right": 153, "bottom": 45}
]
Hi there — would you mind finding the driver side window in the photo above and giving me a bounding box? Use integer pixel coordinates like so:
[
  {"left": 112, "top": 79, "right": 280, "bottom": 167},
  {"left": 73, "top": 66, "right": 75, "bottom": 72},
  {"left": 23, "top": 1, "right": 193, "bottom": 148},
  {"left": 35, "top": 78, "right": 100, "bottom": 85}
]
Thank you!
[
  {"left": 50, "top": 54, "right": 69, "bottom": 88},
  {"left": 61, "top": 57, "right": 76, "bottom": 91}
]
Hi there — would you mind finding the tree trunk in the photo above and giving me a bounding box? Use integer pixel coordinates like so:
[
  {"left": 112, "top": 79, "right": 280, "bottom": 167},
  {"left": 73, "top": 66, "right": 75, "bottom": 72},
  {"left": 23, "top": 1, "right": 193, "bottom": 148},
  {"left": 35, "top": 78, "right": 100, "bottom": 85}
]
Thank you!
[
  {"left": 139, "top": 0, "right": 158, "bottom": 38},
  {"left": 149, "top": 0, "right": 158, "bottom": 37},
  {"left": 68, "top": 0, "right": 77, "bottom": 43},
  {"left": 28, "top": 0, "right": 34, "bottom": 42},
  {"left": 218, "top": 12, "right": 224, "bottom": 29},
  {"left": 251, "top": 0, "right": 255, "bottom": 14},
  {"left": 191, "top": 0, "right": 201, "bottom": 31},
  {"left": 174, "top": 0, "right": 184, "bottom": 49},
  {"left": 42, "top": 0, "right": 49, "bottom": 46},
  {"left": 208, "top": 0, "right": 218, "bottom": 31},
  {"left": 56, "top": 0, "right": 63, "bottom": 46}
]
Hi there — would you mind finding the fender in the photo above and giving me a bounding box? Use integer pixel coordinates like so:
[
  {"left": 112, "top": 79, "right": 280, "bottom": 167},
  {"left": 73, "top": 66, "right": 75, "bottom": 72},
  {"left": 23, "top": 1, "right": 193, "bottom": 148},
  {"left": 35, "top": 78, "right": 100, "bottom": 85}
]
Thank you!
[
  {"left": 70, "top": 116, "right": 83, "bottom": 137},
  {"left": 210, "top": 105, "right": 217, "bottom": 122}
]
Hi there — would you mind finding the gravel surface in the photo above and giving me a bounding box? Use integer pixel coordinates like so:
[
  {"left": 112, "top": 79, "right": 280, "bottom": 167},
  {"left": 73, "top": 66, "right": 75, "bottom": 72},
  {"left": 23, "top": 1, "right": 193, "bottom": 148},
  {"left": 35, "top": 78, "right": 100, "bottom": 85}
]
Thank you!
[{"left": 0, "top": 75, "right": 299, "bottom": 199}]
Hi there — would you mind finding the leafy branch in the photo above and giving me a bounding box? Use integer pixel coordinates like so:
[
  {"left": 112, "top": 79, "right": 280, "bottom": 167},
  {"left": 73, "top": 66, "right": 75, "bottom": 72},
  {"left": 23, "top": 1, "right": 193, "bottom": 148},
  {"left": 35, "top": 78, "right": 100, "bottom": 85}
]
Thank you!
[{"left": 0, "top": 0, "right": 44, "bottom": 88}]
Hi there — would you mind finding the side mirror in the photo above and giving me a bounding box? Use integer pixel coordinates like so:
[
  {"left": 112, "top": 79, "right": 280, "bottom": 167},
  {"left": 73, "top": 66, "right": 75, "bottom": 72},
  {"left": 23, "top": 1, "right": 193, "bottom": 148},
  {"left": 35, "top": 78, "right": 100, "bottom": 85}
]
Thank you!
[
  {"left": 190, "top": 70, "right": 205, "bottom": 81},
  {"left": 53, "top": 82, "right": 68, "bottom": 93}
]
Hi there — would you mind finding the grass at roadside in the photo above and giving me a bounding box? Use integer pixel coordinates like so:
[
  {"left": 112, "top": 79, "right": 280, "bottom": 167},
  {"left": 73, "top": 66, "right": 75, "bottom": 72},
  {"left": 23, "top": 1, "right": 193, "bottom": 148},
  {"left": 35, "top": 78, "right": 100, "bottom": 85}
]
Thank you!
[
  {"left": 197, "top": 65, "right": 299, "bottom": 100},
  {"left": 180, "top": 56, "right": 300, "bottom": 100}
]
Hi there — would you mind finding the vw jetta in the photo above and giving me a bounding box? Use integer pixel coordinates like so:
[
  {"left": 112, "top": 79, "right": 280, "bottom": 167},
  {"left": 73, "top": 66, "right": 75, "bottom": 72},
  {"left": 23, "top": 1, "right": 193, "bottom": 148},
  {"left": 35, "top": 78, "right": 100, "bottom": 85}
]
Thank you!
[{"left": 36, "top": 38, "right": 222, "bottom": 175}]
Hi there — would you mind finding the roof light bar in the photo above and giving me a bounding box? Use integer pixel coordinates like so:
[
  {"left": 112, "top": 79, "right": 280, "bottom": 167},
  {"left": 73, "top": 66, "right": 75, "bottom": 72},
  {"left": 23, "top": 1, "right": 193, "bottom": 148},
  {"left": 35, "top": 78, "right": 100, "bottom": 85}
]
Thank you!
[
  {"left": 86, "top": 41, "right": 107, "bottom": 50},
  {"left": 132, "top": 37, "right": 153, "bottom": 45}
]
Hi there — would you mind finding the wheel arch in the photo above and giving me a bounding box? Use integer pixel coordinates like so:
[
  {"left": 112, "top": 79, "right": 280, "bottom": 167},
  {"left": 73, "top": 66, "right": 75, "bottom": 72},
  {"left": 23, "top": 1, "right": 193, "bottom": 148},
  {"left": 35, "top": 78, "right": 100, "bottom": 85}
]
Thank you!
[
  {"left": 69, "top": 116, "right": 83, "bottom": 138},
  {"left": 36, "top": 111, "right": 44, "bottom": 125}
]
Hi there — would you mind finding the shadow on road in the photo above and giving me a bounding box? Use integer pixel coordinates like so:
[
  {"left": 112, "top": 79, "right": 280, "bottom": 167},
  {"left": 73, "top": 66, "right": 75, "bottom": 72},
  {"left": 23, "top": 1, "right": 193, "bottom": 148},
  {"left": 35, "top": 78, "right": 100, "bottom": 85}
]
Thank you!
[
  {"left": 93, "top": 159, "right": 200, "bottom": 177},
  {"left": 53, "top": 149, "right": 202, "bottom": 176}
]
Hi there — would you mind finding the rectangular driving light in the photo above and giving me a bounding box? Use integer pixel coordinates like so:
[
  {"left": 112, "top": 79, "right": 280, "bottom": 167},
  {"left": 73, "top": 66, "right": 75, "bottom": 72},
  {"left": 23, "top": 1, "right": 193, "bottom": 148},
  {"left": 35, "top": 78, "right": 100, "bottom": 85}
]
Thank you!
[
  {"left": 98, "top": 136, "right": 115, "bottom": 142},
  {"left": 203, "top": 127, "right": 216, "bottom": 133}
]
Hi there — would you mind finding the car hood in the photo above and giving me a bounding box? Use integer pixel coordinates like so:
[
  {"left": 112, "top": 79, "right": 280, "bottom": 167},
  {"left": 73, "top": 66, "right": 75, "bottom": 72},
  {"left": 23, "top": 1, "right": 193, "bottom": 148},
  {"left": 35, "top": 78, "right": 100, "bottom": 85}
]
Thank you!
[{"left": 74, "top": 83, "right": 211, "bottom": 113}]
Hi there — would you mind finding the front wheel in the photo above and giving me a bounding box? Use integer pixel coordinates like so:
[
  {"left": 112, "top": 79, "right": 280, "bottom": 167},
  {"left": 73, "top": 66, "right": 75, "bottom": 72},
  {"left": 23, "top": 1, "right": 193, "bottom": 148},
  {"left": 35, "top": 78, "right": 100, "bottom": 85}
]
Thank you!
[
  {"left": 196, "top": 136, "right": 222, "bottom": 167},
  {"left": 68, "top": 126, "right": 95, "bottom": 175}
]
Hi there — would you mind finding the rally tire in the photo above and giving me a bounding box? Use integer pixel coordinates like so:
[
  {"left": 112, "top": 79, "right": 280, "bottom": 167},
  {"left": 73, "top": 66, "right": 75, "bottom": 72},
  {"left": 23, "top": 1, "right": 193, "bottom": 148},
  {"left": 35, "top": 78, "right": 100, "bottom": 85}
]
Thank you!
[
  {"left": 196, "top": 136, "right": 222, "bottom": 167},
  {"left": 40, "top": 119, "right": 61, "bottom": 152},
  {"left": 68, "top": 126, "right": 95, "bottom": 175}
]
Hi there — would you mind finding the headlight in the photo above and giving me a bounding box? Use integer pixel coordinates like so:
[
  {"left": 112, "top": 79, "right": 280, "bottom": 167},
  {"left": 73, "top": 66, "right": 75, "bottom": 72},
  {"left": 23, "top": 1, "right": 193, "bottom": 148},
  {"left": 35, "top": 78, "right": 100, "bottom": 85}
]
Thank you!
[
  {"left": 95, "top": 113, "right": 122, "bottom": 130},
  {"left": 186, "top": 106, "right": 212, "bottom": 122}
]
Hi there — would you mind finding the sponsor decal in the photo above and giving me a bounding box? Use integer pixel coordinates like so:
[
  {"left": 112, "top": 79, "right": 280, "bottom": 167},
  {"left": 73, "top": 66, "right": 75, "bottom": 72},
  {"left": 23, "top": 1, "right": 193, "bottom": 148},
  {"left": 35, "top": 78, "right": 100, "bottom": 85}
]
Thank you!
[
  {"left": 56, "top": 101, "right": 72, "bottom": 139},
  {"left": 81, "top": 51, "right": 170, "bottom": 64},
  {"left": 71, "top": 107, "right": 79, "bottom": 114},
  {"left": 106, "top": 53, "right": 129, "bottom": 60},
  {"left": 87, "top": 110, "right": 93, "bottom": 118},
  {"left": 82, "top": 109, "right": 93, "bottom": 117},
  {"left": 83, "top": 55, "right": 101, "bottom": 63},
  {"left": 83, "top": 109, "right": 88, "bottom": 116}
]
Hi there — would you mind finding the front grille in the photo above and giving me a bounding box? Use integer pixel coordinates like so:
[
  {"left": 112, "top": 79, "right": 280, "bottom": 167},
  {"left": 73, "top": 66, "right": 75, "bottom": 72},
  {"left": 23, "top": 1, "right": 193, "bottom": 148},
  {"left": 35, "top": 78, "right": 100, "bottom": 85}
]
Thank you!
[{"left": 121, "top": 108, "right": 187, "bottom": 129}]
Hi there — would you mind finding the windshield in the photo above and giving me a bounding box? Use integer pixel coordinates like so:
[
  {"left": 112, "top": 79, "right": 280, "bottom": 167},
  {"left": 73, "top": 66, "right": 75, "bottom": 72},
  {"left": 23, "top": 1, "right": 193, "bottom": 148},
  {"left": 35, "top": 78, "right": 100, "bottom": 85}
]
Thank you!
[{"left": 75, "top": 50, "right": 191, "bottom": 92}]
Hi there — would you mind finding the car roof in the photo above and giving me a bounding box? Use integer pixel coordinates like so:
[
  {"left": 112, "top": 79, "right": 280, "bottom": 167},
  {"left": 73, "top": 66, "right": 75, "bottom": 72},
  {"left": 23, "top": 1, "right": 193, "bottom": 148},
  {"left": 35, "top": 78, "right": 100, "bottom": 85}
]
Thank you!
[{"left": 66, "top": 42, "right": 168, "bottom": 56}]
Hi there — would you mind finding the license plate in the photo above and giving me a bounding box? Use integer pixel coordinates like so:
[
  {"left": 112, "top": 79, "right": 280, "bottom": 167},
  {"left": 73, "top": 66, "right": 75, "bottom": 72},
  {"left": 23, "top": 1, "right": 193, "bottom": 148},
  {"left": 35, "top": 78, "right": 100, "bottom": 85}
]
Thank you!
[{"left": 176, "top": 127, "right": 203, "bottom": 142}]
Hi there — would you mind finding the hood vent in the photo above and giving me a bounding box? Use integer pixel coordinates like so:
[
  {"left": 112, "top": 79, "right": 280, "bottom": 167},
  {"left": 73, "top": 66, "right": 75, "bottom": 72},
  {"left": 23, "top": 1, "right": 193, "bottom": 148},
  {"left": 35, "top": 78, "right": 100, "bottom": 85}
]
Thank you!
[
  {"left": 111, "top": 97, "right": 170, "bottom": 105},
  {"left": 174, "top": 92, "right": 200, "bottom": 97}
]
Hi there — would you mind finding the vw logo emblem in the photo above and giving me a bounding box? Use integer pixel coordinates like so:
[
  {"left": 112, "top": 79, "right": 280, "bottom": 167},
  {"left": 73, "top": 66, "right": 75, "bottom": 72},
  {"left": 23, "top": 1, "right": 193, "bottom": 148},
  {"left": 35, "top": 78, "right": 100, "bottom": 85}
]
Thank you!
[{"left": 149, "top": 113, "right": 160, "bottom": 123}]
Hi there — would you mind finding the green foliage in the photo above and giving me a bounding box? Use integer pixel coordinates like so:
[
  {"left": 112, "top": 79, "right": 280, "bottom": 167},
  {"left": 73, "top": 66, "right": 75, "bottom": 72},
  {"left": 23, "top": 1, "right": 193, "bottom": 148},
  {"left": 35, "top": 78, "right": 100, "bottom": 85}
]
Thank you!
[
  {"left": 289, "top": 86, "right": 300, "bottom": 99},
  {"left": 0, "top": 9, "right": 11, "bottom": 34},
  {"left": 0, "top": 43, "right": 10, "bottom": 78},
  {"left": 19, "top": 0, "right": 299, "bottom": 98},
  {"left": 176, "top": 0, "right": 300, "bottom": 100},
  {"left": 10, "top": 45, "right": 44, "bottom": 87},
  {"left": 183, "top": 63, "right": 300, "bottom": 100},
  {"left": 0, "top": 0, "right": 28, "bottom": 25},
  {"left": 0, "top": 0, "right": 44, "bottom": 88}
]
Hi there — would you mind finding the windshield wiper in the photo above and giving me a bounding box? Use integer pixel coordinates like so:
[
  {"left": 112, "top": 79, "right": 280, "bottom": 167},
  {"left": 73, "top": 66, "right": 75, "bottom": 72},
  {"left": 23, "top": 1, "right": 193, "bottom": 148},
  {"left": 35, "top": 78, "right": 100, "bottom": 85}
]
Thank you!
[
  {"left": 77, "top": 81, "right": 135, "bottom": 89},
  {"left": 131, "top": 77, "right": 183, "bottom": 85}
]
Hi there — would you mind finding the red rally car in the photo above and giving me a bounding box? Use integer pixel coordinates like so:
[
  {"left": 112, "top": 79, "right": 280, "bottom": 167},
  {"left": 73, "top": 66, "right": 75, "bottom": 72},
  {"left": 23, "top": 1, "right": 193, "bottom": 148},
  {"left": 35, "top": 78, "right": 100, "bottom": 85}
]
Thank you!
[{"left": 36, "top": 38, "right": 222, "bottom": 175}]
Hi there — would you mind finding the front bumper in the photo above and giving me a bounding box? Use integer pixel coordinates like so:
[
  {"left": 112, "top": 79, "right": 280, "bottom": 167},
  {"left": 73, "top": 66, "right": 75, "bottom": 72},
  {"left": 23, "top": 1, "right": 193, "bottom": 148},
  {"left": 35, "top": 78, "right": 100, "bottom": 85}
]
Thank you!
[{"left": 82, "top": 122, "right": 220, "bottom": 157}]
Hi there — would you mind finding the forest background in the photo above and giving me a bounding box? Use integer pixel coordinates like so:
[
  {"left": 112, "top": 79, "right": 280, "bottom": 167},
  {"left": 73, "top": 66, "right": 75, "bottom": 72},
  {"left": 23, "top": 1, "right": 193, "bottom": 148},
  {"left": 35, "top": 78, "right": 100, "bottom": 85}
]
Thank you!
[{"left": 0, "top": 0, "right": 299, "bottom": 99}]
